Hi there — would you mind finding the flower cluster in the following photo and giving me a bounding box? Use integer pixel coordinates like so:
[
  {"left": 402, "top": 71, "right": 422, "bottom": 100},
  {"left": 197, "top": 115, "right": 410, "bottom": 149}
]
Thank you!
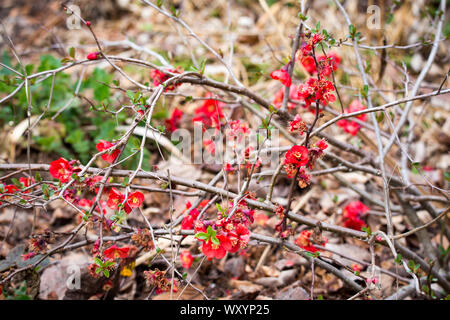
[
  {"left": 289, "top": 114, "right": 307, "bottom": 134},
  {"left": 180, "top": 200, "right": 210, "bottom": 231},
  {"left": 337, "top": 100, "right": 367, "bottom": 136},
  {"left": 88, "top": 243, "right": 134, "bottom": 279},
  {"left": 96, "top": 140, "right": 120, "bottom": 163},
  {"left": 150, "top": 67, "right": 183, "bottom": 91},
  {"left": 194, "top": 197, "right": 254, "bottom": 260},
  {"left": 342, "top": 201, "right": 369, "bottom": 231},
  {"left": 297, "top": 77, "right": 336, "bottom": 108},
  {"left": 0, "top": 182, "right": 24, "bottom": 205},
  {"left": 106, "top": 188, "right": 144, "bottom": 214},
  {"left": 283, "top": 140, "right": 327, "bottom": 187},
  {"left": 299, "top": 52, "right": 341, "bottom": 77}
]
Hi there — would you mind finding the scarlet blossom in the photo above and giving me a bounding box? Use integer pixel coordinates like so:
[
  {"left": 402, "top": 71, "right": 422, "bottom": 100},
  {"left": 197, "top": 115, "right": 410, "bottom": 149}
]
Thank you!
[
  {"left": 106, "top": 188, "right": 132, "bottom": 214},
  {"left": 224, "top": 162, "right": 236, "bottom": 172},
  {"left": 270, "top": 67, "right": 291, "bottom": 87},
  {"left": 181, "top": 201, "right": 204, "bottom": 230},
  {"left": 192, "top": 93, "right": 225, "bottom": 130},
  {"left": 127, "top": 191, "right": 145, "bottom": 208},
  {"left": 180, "top": 250, "right": 194, "bottom": 269},
  {"left": 342, "top": 201, "right": 369, "bottom": 231},
  {"left": 294, "top": 229, "right": 327, "bottom": 253},
  {"left": 103, "top": 245, "right": 130, "bottom": 260},
  {"left": 200, "top": 235, "right": 230, "bottom": 260},
  {"left": 284, "top": 145, "right": 309, "bottom": 167},
  {"left": 87, "top": 52, "right": 100, "bottom": 60},
  {"left": 49, "top": 157, "right": 74, "bottom": 183},
  {"left": 300, "top": 53, "right": 341, "bottom": 77},
  {"left": 165, "top": 108, "right": 183, "bottom": 132},
  {"left": 289, "top": 114, "right": 307, "bottom": 134},
  {"left": 2, "top": 184, "right": 19, "bottom": 194},
  {"left": 316, "top": 139, "right": 328, "bottom": 150},
  {"left": 227, "top": 223, "right": 251, "bottom": 253},
  {"left": 19, "top": 177, "right": 34, "bottom": 189},
  {"left": 317, "top": 52, "right": 341, "bottom": 77},
  {"left": 296, "top": 78, "right": 335, "bottom": 108},
  {"left": 272, "top": 85, "right": 299, "bottom": 109},
  {"left": 85, "top": 21, "right": 91, "bottom": 27},
  {"left": 337, "top": 100, "right": 367, "bottom": 136},
  {"left": 150, "top": 67, "right": 183, "bottom": 91},
  {"left": 96, "top": 140, "right": 120, "bottom": 163},
  {"left": 300, "top": 55, "right": 316, "bottom": 74}
]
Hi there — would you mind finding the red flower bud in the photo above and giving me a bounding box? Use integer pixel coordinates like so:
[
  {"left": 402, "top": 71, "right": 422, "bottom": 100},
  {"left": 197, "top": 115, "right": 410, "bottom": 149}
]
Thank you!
[{"left": 87, "top": 52, "right": 100, "bottom": 60}]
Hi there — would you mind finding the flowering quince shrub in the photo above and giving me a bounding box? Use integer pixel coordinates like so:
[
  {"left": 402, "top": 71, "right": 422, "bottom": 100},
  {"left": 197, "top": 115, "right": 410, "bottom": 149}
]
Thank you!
[{"left": 0, "top": 2, "right": 447, "bottom": 301}]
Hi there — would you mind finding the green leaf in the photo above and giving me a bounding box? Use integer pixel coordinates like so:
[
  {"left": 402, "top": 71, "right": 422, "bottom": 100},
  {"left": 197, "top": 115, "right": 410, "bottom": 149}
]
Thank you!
[
  {"left": 211, "top": 234, "right": 220, "bottom": 246},
  {"left": 69, "top": 47, "right": 75, "bottom": 59},
  {"left": 216, "top": 203, "right": 224, "bottom": 213},
  {"left": 195, "top": 232, "right": 208, "bottom": 241},
  {"left": 376, "top": 111, "right": 385, "bottom": 123},
  {"left": 395, "top": 254, "right": 403, "bottom": 265}
]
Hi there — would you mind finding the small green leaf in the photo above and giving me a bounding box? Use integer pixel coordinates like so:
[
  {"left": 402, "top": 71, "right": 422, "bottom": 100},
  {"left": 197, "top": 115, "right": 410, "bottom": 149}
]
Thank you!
[
  {"left": 69, "top": 47, "right": 75, "bottom": 59},
  {"left": 195, "top": 232, "right": 208, "bottom": 241}
]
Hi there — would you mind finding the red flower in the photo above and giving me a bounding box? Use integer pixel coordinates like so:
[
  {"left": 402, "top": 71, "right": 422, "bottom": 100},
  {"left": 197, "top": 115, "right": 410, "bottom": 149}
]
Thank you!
[
  {"left": 272, "top": 85, "right": 299, "bottom": 109},
  {"left": 316, "top": 139, "right": 328, "bottom": 151},
  {"left": 181, "top": 201, "right": 202, "bottom": 231},
  {"left": 289, "top": 114, "right": 307, "bottom": 134},
  {"left": 150, "top": 67, "right": 183, "bottom": 91},
  {"left": 87, "top": 52, "right": 100, "bottom": 60},
  {"left": 284, "top": 145, "right": 309, "bottom": 167},
  {"left": 224, "top": 162, "right": 235, "bottom": 172},
  {"left": 192, "top": 93, "right": 225, "bottom": 129},
  {"left": 103, "top": 245, "right": 130, "bottom": 260},
  {"left": 49, "top": 158, "right": 74, "bottom": 183},
  {"left": 342, "top": 201, "right": 369, "bottom": 231},
  {"left": 296, "top": 78, "right": 335, "bottom": 108},
  {"left": 127, "top": 191, "right": 144, "bottom": 208},
  {"left": 106, "top": 188, "right": 132, "bottom": 214},
  {"left": 300, "top": 55, "right": 317, "bottom": 74},
  {"left": 337, "top": 100, "right": 367, "bottom": 136},
  {"left": 200, "top": 237, "right": 228, "bottom": 260},
  {"left": 180, "top": 250, "right": 193, "bottom": 269},
  {"left": 227, "top": 223, "right": 251, "bottom": 253},
  {"left": 96, "top": 140, "right": 120, "bottom": 163},
  {"left": 294, "top": 229, "right": 327, "bottom": 253},
  {"left": 270, "top": 67, "right": 291, "bottom": 87},
  {"left": 165, "top": 108, "right": 183, "bottom": 132},
  {"left": 317, "top": 52, "right": 341, "bottom": 77},
  {"left": 3, "top": 184, "right": 19, "bottom": 194}
]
